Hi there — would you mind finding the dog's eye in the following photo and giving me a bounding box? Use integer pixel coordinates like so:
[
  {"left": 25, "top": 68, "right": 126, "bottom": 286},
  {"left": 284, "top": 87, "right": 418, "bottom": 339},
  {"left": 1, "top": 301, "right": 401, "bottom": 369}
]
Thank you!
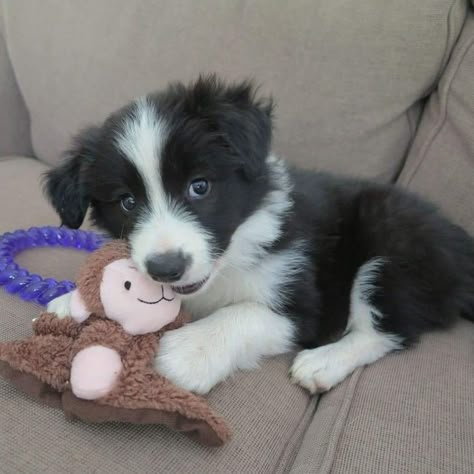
[
  {"left": 188, "top": 178, "right": 210, "bottom": 199},
  {"left": 124, "top": 281, "right": 132, "bottom": 290},
  {"left": 120, "top": 194, "right": 136, "bottom": 213}
]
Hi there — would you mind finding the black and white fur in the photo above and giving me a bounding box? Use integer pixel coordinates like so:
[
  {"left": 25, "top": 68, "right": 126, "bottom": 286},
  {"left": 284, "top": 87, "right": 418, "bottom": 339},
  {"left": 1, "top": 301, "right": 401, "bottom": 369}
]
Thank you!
[{"left": 44, "top": 76, "right": 474, "bottom": 395}]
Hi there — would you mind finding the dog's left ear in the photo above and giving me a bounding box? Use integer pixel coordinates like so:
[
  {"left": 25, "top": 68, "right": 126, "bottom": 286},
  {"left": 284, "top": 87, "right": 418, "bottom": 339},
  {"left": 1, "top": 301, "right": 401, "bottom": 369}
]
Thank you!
[
  {"left": 43, "top": 126, "right": 100, "bottom": 229},
  {"left": 220, "top": 80, "right": 274, "bottom": 180}
]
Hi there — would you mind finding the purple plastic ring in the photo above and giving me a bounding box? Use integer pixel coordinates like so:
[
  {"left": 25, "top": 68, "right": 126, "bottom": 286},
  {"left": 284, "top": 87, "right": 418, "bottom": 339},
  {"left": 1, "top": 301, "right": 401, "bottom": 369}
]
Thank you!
[{"left": 0, "top": 226, "right": 108, "bottom": 306}]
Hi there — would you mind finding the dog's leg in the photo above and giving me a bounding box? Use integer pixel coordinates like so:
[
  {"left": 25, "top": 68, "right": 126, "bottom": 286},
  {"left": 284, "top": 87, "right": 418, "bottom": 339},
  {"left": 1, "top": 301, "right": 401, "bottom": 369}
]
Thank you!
[
  {"left": 290, "top": 259, "right": 402, "bottom": 393},
  {"left": 155, "top": 302, "right": 296, "bottom": 394},
  {"left": 290, "top": 329, "right": 400, "bottom": 394}
]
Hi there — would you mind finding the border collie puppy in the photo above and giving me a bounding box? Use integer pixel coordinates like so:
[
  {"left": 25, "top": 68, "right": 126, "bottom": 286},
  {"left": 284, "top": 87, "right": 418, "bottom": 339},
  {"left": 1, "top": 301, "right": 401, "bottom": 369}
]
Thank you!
[{"left": 44, "top": 76, "right": 474, "bottom": 395}]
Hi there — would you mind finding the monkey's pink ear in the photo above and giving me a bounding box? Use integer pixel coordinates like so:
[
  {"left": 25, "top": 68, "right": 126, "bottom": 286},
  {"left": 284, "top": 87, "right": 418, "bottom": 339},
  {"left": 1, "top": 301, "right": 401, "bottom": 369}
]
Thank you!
[{"left": 70, "top": 289, "right": 92, "bottom": 323}]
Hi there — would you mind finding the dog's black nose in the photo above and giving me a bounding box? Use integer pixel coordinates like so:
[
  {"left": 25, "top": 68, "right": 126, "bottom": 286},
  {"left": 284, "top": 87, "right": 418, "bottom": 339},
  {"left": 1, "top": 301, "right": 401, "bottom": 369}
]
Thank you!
[{"left": 145, "top": 251, "right": 189, "bottom": 282}]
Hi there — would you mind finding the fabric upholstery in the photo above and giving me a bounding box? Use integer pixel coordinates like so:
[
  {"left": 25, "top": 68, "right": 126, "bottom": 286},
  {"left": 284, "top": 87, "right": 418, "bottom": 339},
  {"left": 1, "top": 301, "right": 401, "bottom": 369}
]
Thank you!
[
  {"left": 399, "top": 9, "right": 474, "bottom": 235},
  {"left": 1, "top": 0, "right": 468, "bottom": 181},
  {"left": 0, "top": 157, "right": 60, "bottom": 233},
  {"left": 0, "top": 8, "right": 32, "bottom": 157},
  {"left": 291, "top": 320, "right": 474, "bottom": 474}
]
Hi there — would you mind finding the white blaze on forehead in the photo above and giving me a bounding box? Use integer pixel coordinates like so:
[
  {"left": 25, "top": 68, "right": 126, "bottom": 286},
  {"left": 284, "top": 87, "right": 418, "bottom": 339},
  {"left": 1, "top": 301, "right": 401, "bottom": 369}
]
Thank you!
[
  {"left": 115, "top": 97, "right": 168, "bottom": 213},
  {"left": 115, "top": 97, "right": 214, "bottom": 282}
]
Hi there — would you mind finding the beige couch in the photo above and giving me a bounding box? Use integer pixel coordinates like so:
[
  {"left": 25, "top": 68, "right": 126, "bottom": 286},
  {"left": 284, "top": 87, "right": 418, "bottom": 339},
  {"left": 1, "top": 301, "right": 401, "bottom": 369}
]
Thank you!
[{"left": 1, "top": 1, "right": 473, "bottom": 472}]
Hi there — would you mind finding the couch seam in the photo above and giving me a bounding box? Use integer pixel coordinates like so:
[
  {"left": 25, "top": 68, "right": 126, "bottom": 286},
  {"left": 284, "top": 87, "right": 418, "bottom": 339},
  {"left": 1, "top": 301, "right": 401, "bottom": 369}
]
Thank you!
[
  {"left": 289, "top": 369, "right": 363, "bottom": 474},
  {"left": 0, "top": 156, "right": 21, "bottom": 163},
  {"left": 434, "top": 0, "right": 468, "bottom": 90},
  {"left": 276, "top": 394, "right": 319, "bottom": 474},
  {"left": 0, "top": 155, "right": 40, "bottom": 165},
  {"left": 386, "top": 0, "right": 465, "bottom": 185},
  {"left": 391, "top": 106, "right": 422, "bottom": 183},
  {"left": 400, "top": 33, "right": 474, "bottom": 188},
  {"left": 316, "top": 368, "right": 363, "bottom": 474}
]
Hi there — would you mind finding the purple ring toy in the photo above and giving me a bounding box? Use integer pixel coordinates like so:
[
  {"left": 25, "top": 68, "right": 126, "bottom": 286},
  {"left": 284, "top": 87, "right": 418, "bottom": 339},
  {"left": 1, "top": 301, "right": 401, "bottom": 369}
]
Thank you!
[{"left": 0, "top": 227, "right": 108, "bottom": 306}]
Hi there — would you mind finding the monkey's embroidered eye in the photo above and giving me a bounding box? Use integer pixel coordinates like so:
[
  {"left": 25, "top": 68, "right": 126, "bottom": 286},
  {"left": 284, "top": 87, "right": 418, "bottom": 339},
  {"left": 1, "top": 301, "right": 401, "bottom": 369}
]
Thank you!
[{"left": 124, "top": 281, "right": 132, "bottom": 290}]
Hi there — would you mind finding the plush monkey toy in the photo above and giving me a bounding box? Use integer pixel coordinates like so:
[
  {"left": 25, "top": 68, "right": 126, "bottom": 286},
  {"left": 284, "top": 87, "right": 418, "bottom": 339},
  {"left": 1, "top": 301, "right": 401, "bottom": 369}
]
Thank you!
[{"left": 0, "top": 241, "right": 230, "bottom": 447}]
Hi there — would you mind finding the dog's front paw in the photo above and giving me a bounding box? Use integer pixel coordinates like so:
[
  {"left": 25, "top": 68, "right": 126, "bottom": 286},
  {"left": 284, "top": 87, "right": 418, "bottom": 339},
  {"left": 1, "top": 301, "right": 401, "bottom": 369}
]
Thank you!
[
  {"left": 155, "top": 325, "right": 231, "bottom": 395},
  {"left": 46, "top": 292, "right": 73, "bottom": 319},
  {"left": 290, "top": 347, "right": 346, "bottom": 394}
]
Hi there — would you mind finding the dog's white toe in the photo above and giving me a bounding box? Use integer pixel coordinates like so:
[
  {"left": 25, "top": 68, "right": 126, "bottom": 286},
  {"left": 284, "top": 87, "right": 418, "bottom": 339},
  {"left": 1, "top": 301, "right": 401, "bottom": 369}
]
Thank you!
[{"left": 290, "top": 346, "right": 347, "bottom": 394}]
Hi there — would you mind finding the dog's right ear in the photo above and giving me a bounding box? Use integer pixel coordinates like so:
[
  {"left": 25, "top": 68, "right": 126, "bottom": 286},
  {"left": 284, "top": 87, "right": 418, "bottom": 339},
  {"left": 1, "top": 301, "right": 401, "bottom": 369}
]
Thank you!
[{"left": 43, "top": 126, "right": 100, "bottom": 229}]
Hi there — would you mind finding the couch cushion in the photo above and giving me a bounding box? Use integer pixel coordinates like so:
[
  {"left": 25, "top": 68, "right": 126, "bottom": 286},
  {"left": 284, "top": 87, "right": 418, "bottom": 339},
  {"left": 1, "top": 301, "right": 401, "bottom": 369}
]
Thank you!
[
  {"left": 399, "top": 8, "right": 474, "bottom": 235},
  {"left": 0, "top": 157, "right": 60, "bottom": 233},
  {"left": 0, "top": 157, "right": 314, "bottom": 473},
  {"left": 0, "top": 10, "right": 32, "bottom": 157},
  {"left": 290, "top": 320, "right": 474, "bottom": 473},
  {"left": 0, "top": 156, "right": 91, "bottom": 280},
  {"left": 2, "top": 0, "right": 468, "bottom": 180}
]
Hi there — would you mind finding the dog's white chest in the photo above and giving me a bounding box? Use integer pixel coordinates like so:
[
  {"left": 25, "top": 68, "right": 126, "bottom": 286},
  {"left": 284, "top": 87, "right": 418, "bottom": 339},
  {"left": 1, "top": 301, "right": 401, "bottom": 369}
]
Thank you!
[
  {"left": 184, "top": 244, "right": 305, "bottom": 319},
  {"left": 184, "top": 268, "right": 270, "bottom": 319}
]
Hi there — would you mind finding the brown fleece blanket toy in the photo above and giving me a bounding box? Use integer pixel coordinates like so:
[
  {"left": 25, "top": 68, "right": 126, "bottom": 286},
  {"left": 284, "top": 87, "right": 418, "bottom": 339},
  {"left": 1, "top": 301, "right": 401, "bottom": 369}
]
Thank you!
[{"left": 0, "top": 241, "right": 231, "bottom": 446}]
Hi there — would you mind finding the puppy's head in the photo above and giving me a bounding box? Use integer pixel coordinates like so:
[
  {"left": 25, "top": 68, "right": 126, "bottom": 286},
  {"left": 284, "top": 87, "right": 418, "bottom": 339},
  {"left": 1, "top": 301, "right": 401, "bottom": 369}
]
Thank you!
[{"left": 44, "top": 76, "right": 283, "bottom": 295}]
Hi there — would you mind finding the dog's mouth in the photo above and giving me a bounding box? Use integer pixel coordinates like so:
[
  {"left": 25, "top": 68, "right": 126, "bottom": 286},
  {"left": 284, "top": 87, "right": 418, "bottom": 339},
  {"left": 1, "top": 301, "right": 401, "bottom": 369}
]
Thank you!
[{"left": 172, "top": 275, "right": 210, "bottom": 295}]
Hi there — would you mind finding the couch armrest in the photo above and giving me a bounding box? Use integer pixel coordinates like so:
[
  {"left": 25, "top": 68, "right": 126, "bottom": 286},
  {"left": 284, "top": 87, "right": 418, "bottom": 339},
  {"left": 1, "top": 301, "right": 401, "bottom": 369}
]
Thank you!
[
  {"left": 398, "top": 6, "right": 474, "bottom": 236},
  {"left": 0, "top": 5, "right": 32, "bottom": 157}
]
